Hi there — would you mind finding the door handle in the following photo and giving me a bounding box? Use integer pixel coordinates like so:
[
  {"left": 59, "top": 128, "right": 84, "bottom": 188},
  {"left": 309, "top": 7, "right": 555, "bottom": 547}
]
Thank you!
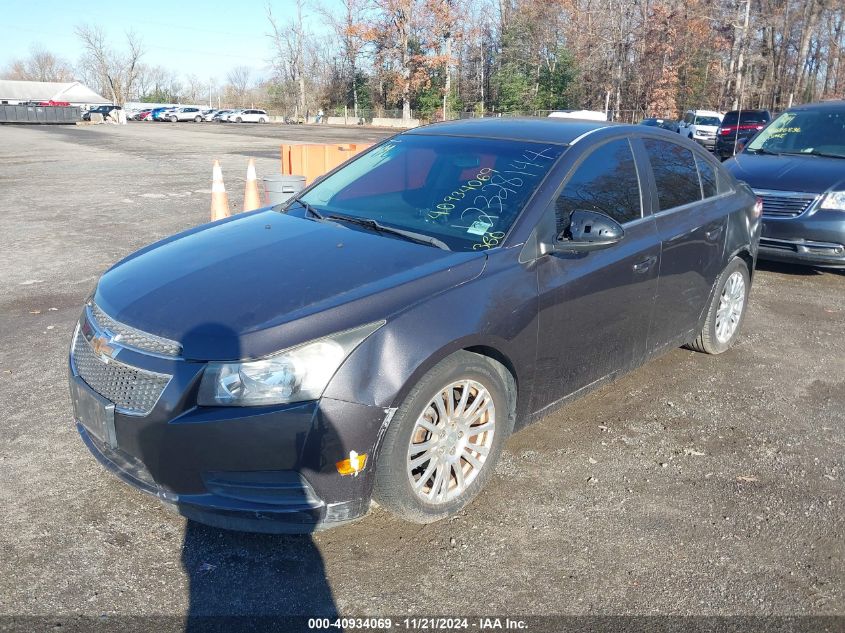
[
  {"left": 632, "top": 256, "right": 657, "bottom": 273},
  {"left": 705, "top": 226, "right": 723, "bottom": 241}
]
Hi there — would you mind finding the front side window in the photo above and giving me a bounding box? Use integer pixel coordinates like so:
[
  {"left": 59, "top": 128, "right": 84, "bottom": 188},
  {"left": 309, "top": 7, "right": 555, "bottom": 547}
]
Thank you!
[
  {"left": 553, "top": 138, "right": 642, "bottom": 232},
  {"left": 746, "top": 107, "right": 845, "bottom": 158},
  {"left": 643, "top": 138, "right": 702, "bottom": 210},
  {"left": 299, "top": 135, "right": 565, "bottom": 252}
]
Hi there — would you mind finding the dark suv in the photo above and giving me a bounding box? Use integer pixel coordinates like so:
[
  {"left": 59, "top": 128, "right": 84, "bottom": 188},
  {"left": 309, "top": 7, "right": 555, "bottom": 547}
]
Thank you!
[
  {"left": 716, "top": 110, "right": 771, "bottom": 160},
  {"left": 724, "top": 101, "right": 845, "bottom": 268},
  {"left": 82, "top": 105, "right": 121, "bottom": 121}
]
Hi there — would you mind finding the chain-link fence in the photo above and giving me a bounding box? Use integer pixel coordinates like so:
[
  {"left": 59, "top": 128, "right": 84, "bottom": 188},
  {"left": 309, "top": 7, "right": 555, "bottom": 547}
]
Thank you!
[{"left": 260, "top": 105, "right": 655, "bottom": 126}]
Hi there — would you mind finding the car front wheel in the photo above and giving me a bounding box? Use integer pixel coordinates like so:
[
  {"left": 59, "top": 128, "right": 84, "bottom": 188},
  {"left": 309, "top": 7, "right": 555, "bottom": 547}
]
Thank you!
[
  {"left": 373, "top": 351, "right": 515, "bottom": 524},
  {"left": 688, "top": 257, "right": 751, "bottom": 354},
  {"left": 194, "top": 116, "right": 202, "bottom": 123},
  {"left": 235, "top": 117, "right": 242, "bottom": 123}
]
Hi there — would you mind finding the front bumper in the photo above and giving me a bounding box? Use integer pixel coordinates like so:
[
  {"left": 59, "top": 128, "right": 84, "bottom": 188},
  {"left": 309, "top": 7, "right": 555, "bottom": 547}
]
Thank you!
[
  {"left": 759, "top": 207, "right": 845, "bottom": 268},
  {"left": 693, "top": 136, "right": 716, "bottom": 150},
  {"left": 70, "top": 365, "right": 390, "bottom": 533}
]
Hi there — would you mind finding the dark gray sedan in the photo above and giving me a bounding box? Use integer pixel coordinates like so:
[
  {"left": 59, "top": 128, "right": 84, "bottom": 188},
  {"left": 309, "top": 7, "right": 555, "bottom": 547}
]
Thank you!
[{"left": 69, "top": 118, "right": 761, "bottom": 532}]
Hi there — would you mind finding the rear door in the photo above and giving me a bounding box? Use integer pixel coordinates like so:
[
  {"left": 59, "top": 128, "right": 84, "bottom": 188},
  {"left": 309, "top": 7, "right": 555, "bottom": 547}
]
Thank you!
[
  {"left": 638, "top": 137, "right": 727, "bottom": 352},
  {"left": 533, "top": 137, "right": 661, "bottom": 411}
]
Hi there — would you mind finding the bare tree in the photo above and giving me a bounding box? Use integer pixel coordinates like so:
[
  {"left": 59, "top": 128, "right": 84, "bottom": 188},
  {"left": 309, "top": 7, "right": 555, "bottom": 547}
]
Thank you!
[
  {"left": 75, "top": 24, "right": 144, "bottom": 105},
  {"left": 267, "top": 1, "right": 309, "bottom": 118},
  {"left": 227, "top": 66, "right": 252, "bottom": 107},
  {"left": 2, "top": 46, "right": 75, "bottom": 82}
]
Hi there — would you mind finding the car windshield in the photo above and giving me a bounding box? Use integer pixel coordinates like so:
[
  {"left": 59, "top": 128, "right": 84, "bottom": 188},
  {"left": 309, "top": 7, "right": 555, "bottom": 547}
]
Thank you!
[
  {"left": 297, "top": 135, "right": 566, "bottom": 252},
  {"left": 746, "top": 107, "right": 845, "bottom": 157},
  {"left": 694, "top": 116, "right": 721, "bottom": 126}
]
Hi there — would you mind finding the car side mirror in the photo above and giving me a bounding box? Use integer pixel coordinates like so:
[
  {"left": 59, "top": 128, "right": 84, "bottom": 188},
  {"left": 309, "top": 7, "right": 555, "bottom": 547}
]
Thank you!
[{"left": 553, "top": 209, "right": 624, "bottom": 252}]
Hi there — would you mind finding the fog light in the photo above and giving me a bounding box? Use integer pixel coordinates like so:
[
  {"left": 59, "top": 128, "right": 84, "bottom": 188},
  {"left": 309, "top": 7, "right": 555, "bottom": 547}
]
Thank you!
[{"left": 336, "top": 451, "right": 367, "bottom": 476}]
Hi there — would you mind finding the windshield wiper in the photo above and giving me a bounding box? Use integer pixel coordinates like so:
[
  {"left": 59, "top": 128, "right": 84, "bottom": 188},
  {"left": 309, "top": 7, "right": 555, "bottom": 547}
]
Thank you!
[
  {"left": 747, "top": 147, "right": 781, "bottom": 156},
  {"left": 804, "top": 150, "right": 845, "bottom": 159},
  {"left": 290, "top": 196, "right": 324, "bottom": 219},
  {"left": 325, "top": 213, "right": 450, "bottom": 251}
]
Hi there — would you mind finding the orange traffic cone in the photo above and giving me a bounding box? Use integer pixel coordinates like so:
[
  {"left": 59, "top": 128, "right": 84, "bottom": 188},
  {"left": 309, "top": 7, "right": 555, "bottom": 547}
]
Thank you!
[
  {"left": 210, "top": 160, "right": 230, "bottom": 221},
  {"left": 243, "top": 158, "right": 261, "bottom": 212}
]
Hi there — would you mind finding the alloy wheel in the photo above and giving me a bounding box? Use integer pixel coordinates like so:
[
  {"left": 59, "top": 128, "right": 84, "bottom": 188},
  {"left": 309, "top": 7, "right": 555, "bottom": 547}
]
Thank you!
[
  {"left": 715, "top": 271, "right": 746, "bottom": 343},
  {"left": 406, "top": 380, "right": 496, "bottom": 504}
]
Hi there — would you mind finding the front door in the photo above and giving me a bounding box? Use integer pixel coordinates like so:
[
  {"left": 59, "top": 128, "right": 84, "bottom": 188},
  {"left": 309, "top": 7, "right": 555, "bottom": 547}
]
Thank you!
[{"left": 532, "top": 137, "right": 661, "bottom": 413}]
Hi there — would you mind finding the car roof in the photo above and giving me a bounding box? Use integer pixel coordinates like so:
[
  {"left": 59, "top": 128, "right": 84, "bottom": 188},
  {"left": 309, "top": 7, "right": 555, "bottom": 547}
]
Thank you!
[
  {"left": 787, "top": 100, "right": 845, "bottom": 112},
  {"left": 404, "top": 117, "right": 617, "bottom": 144}
]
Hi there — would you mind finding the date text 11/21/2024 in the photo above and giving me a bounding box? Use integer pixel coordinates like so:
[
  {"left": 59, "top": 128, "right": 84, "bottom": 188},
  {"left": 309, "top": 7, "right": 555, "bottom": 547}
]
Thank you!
[{"left": 307, "top": 617, "right": 529, "bottom": 630}]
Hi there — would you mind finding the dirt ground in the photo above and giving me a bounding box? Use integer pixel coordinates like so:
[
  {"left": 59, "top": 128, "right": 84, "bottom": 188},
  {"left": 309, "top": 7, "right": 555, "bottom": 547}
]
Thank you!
[{"left": 0, "top": 122, "right": 843, "bottom": 628}]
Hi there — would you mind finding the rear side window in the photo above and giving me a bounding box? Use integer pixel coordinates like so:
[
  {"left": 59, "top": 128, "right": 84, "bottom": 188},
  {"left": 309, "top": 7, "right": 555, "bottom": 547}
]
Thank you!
[
  {"left": 554, "top": 138, "right": 642, "bottom": 229},
  {"left": 643, "top": 139, "right": 701, "bottom": 210},
  {"left": 695, "top": 155, "right": 718, "bottom": 198}
]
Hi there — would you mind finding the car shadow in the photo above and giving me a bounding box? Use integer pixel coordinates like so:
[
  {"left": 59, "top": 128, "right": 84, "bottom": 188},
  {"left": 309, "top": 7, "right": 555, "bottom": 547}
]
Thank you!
[
  {"left": 171, "top": 322, "right": 340, "bottom": 633},
  {"left": 181, "top": 519, "right": 338, "bottom": 633}
]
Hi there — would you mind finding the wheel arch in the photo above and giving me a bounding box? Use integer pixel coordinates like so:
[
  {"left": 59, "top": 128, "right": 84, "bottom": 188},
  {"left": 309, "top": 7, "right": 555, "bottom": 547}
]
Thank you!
[{"left": 386, "top": 338, "right": 521, "bottom": 416}]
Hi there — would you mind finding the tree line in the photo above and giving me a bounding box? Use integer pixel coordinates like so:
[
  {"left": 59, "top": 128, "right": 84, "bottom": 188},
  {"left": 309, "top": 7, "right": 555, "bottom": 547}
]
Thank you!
[{"left": 3, "top": 0, "right": 843, "bottom": 121}]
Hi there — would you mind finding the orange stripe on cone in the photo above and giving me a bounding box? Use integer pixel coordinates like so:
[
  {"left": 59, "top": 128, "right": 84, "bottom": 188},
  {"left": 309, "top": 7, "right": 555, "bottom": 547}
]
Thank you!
[
  {"left": 210, "top": 160, "right": 230, "bottom": 221},
  {"left": 243, "top": 158, "right": 261, "bottom": 212}
]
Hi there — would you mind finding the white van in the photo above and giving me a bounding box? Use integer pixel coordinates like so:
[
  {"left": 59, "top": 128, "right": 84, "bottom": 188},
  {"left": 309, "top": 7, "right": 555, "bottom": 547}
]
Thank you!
[{"left": 678, "top": 110, "right": 723, "bottom": 150}]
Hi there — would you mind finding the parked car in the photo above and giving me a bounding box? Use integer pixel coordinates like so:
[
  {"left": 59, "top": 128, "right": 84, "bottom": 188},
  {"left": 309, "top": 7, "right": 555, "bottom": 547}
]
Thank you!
[
  {"left": 213, "top": 109, "right": 236, "bottom": 122},
  {"left": 715, "top": 109, "right": 771, "bottom": 160},
  {"left": 678, "top": 109, "right": 723, "bottom": 150},
  {"left": 82, "top": 105, "right": 121, "bottom": 121},
  {"left": 168, "top": 107, "right": 204, "bottom": 123},
  {"left": 724, "top": 100, "right": 845, "bottom": 268},
  {"left": 230, "top": 108, "right": 269, "bottom": 123},
  {"left": 151, "top": 107, "right": 175, "bottom": 121},
  {"left": 69, "top": 118, "right": 760, "bottom": 533},
  {"left": 639, "top": 117, "right": 680, "bottom": 133},
  {"left": 201, "top": 109, "right": 218, "bottom": 121},
  {"left": 136, "top": 109, "right": 154, "bottom": 121}
]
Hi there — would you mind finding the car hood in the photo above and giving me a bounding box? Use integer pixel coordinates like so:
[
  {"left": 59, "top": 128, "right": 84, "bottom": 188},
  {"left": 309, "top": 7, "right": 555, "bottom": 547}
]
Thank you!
[
  {"left": 724, "top": 153, "right": 845, "bottom": 194},
  {"left": 95, "top": 210, "right": 486, "bottom": 360}
]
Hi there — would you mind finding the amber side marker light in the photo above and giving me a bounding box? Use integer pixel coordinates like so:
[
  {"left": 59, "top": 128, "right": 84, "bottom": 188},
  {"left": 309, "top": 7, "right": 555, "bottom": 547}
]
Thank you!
[{"left": 336, "top": 451, "right": 367, "bottom": 476}]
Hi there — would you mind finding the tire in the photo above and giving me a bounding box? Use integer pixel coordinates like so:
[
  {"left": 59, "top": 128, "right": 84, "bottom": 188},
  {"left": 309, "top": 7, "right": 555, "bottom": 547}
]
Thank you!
[
  {"left": 169, "top": 116, "right": 177, "bottom": 123},
  {"left": 194, "top": 116, "right": 202, "bottom": 123},
  {"left": 373, "top": 351, "right": 515, "bottom": 524},
  {"left": 235, "top": 117, "right": 242, "bottom": 123},
  {"left": 688, "top": 257, "right": 751, "bottom": 355},
  {"left": 259, "top": 117, "right": 267, "bottom": 123}
]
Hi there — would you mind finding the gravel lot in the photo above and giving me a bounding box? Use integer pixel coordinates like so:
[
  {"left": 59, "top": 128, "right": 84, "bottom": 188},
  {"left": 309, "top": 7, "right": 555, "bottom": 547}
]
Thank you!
[{"left": 0, "top": 122, "right": 843, "bottom": 628}]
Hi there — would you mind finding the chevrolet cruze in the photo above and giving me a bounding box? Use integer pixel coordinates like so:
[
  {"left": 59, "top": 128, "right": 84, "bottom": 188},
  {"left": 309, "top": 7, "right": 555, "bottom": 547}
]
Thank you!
[{"left": 69, "top": 118, "right": 761, "bottom": 532}]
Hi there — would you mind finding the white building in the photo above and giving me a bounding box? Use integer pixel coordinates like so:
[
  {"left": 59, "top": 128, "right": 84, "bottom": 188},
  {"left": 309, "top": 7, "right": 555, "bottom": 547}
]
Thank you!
[{"left": 0, "top": 80, "right": 110, "bottom": 106}]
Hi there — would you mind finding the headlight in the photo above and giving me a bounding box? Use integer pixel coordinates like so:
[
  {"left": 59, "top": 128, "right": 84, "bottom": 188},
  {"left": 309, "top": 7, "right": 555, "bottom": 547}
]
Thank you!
[
  {"left": 197, "top": 321, "right": 384, "bottom": 406},
  {"left": 820, "top": 191, "right": 845, "bottom": 211}
]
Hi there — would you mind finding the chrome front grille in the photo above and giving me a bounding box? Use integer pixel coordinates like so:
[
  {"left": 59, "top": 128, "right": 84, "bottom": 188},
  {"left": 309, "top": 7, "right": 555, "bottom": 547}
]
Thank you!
[
  {"left": 754, "top": 189, "right": 818, "bottom": 218},
  {"left": 71, "top": 329, "right": 171, "bottom": 416},
  {"left": 90, "top": 303, "right": 181, "bottom": 357}
]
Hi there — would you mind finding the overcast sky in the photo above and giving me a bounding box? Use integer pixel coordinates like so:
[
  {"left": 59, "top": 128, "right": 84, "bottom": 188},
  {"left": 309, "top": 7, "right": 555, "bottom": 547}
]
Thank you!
[{"left": 0, "top": 0, "right": 337, "bottom": 83}]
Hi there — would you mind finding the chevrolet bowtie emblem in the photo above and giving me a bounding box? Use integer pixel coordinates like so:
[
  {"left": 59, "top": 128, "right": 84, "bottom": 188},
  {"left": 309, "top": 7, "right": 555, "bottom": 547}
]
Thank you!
[{"left": 90, "top": 334, "right": 116, "bottom": 360}]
